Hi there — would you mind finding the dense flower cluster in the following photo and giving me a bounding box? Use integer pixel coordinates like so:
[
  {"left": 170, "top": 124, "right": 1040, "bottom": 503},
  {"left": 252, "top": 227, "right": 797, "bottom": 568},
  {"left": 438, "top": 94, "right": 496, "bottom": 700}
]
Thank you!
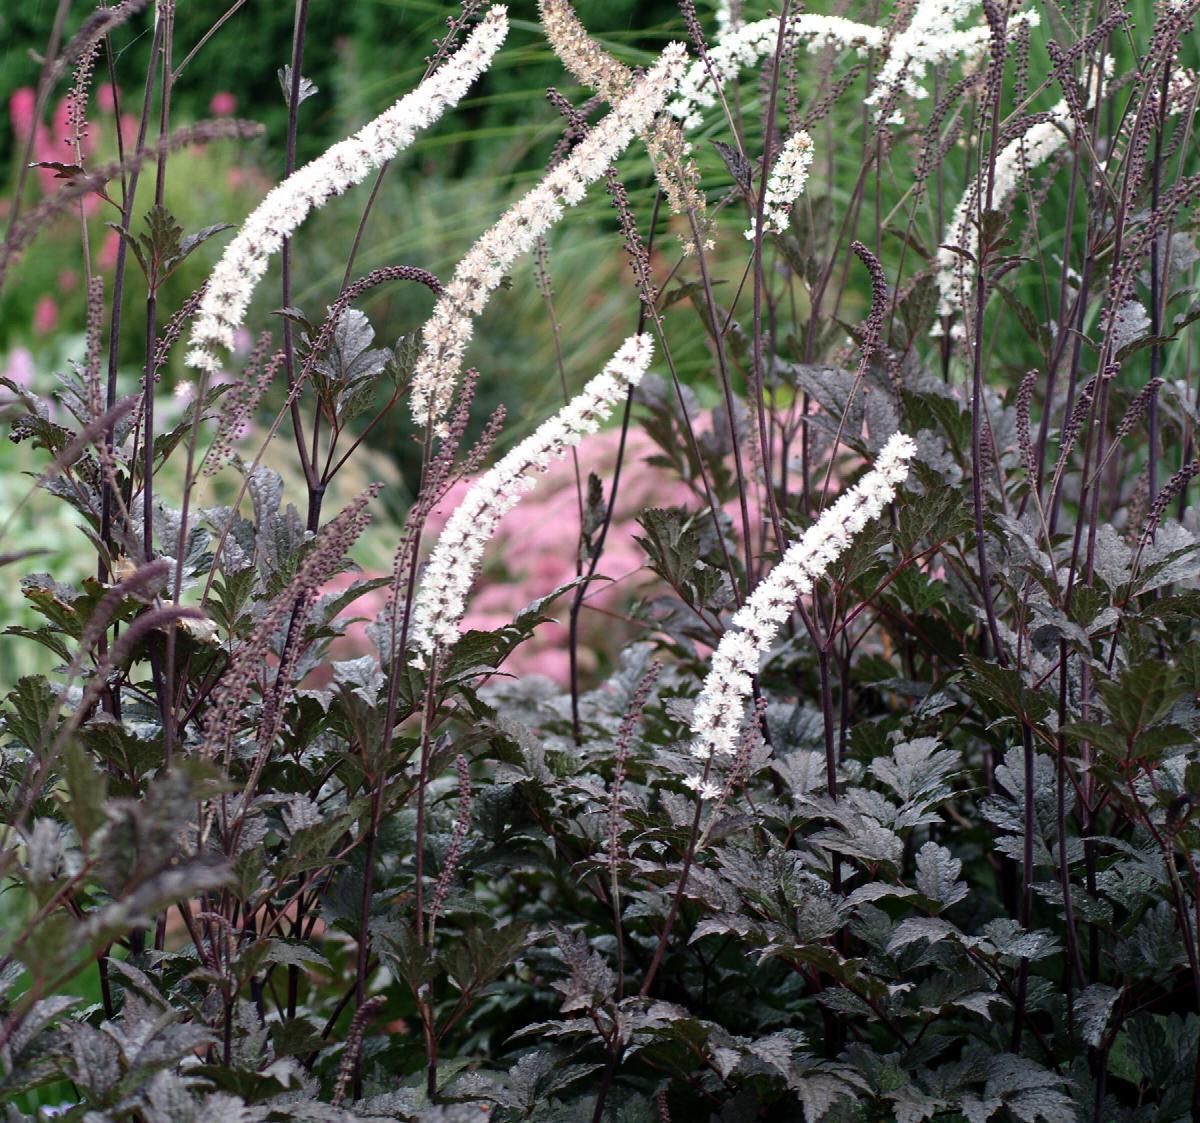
[
  {"left": 866, "top": 1, "right": 1040, "bottom": 122},
  {"left": 689, "top": 432, "right": 917, "bottom": 768},
  {"left": 670, "top": 5, "right": 1037, "bottom": 132},
  {"left": 934, "top": 102, "right": 1071, "bottom": 333},
  {"left": 410, "top": 335, "right": 655, "bottom": 657},
  {"left": 409, "top": 45, "right": 686, "bottom": 427},
  {"left": 184, "top": 8, "right": 509, "bottom": 375},
  {"left": 745, "top": 130, "right": 814, "bottom": 240},
  {"left": 668, "top": 16, "right": 882, "bottom": 130}
]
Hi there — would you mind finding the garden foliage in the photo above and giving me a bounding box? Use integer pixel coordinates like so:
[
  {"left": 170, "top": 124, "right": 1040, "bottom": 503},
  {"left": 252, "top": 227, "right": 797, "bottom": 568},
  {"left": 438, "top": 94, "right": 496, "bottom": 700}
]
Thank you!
[{"left": 1, "top": 1, "right": 1200, "bottom": 1120}]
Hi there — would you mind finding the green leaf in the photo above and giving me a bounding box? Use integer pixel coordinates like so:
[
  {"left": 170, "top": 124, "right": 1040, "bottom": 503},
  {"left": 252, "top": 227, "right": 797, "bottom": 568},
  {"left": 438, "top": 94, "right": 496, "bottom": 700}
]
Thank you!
[
  {"left": 914, "top": 842, "right": 967, "bottom": 911},
  {"left": 961, "top": 657, "right": 1054, "bottom": 728},
  {"left": 139, "top": 204, "right": 184, "bottom": 282},
  {"left": 1094, "top": 661, "right": 1187, "bottom": 742},
  {"left": 162, "top": 222, "right": 234, "bottom": 277},
  {"left": 60, "top": 738, "right": 108, "bottom": 841},
  {"left": 2, "top": 675, "right": 58, "bottom": 750},
  {"left": 441, "top": 921, "right": 531, "bottom": 995}
]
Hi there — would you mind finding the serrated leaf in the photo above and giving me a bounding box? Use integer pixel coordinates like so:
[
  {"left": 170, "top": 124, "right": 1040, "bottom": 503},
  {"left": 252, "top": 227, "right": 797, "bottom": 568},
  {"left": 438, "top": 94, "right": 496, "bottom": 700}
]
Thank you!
[
  {"left": 278, "top": 65, "right": 318, "bottom": 107},
  {"left": 1074, "top": 984, "right": 1120, "bottom": 1048},
  {"left": 914, "top": 842, "right": 967, "bottom": 910}
]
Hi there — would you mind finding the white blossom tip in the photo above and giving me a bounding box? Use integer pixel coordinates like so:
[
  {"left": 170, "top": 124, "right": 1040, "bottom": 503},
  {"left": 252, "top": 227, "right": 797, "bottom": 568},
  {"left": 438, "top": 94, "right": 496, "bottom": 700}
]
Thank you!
[{"left": 186, "top": 9, "right": 508, "bottom": 375}]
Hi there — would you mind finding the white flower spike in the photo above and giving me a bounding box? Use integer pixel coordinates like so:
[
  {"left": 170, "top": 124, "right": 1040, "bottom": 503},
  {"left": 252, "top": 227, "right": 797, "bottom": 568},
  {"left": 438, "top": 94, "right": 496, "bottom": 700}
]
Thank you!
[
  {"left": 409, "top": 43, "right": 687, "bottom": 429},
  {"left": 745, "top": 130, "right": 814, "bottom": 240},
  {"left": 689, "top": 433, "right": 917, "bottom": 766},
  {"left": 410, "top": 334, "right": 655, "bottom": 658},
  {"left": 185, "top": 7, "right": 510, "bottom": 375},
  {"left": 669, "top": 6, "right": 1037, "bottom": 132}
]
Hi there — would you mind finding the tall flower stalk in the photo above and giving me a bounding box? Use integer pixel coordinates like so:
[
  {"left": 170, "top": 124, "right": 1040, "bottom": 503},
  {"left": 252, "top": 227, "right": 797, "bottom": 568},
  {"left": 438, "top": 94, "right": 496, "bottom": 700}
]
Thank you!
[
  {"left": 934, "top": 101, "right": 1073, "bottom": 332},
  {"left": 689, "top": 433, "right": 917, "bottom": 771},
  {"left": 409, "top": 46, "right": 686, "bottom": 427},
  {"left": 184, "top": 7, "right": 509, "bottom": 376},
  {"left": 410, "top": 334, "right": 655, "bottom": 658}
]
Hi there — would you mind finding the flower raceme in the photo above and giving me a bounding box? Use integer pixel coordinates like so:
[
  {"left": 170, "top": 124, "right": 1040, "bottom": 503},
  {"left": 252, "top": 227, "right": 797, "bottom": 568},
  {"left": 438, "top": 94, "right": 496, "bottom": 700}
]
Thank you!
[
  {"left": 410, "top": 334, "right": 655, "bottom": 660},
  {"left": 933, "top": 102, "right": 1071, "bottom": 333},
  {"left": 865, "top": 0, "right": 1039, "bottom": 123},
  {"left": 667, "top": 5, "right": 1038, "bottom": 132},
  {"left": 934, "top": 55, "right": 1195, "bottom": 333},
  {"left": 184, "top": 7, "right": 510, "bottom": 376},
  {"left": 745, "top": 130, "right": 814, "bottom": 240},
  {"left": 409, "top": 44, "right": 688, "bottom": 429},
  {"left": 688, "top": 433, "right": 917, "bottom": 770},
  {"left": 668, "top": 16, "right": 881, "bottom": 130}
]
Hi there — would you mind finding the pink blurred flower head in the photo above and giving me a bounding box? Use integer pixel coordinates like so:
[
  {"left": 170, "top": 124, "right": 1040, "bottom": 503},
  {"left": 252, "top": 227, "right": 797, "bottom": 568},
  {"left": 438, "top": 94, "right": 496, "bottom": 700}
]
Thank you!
[
  {"left": 51, "top": 96, "right": 72, "bottom": 147},
  {"left": 209, "top": 91, "right": 237, "bottom": 117},
  {"left": 9, "top": 88, "right": 36, "bottom": 139},
  {"left": 97, "top": 83, "right": 118, "bottom": 113},
  {"left": 33, "top": 296, "right": 59, "bottom": 335},
  {"left": 2, "top": 347, "right": 36, "bottom": 390},
  {"left": 98, "top": 229, "right": 121, "bottom": 271}
]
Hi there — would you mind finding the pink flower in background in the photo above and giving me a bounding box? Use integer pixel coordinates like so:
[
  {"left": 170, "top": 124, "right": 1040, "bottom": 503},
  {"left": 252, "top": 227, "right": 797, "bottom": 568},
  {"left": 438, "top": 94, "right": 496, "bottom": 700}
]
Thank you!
[
  {"left": 316, "top": 415, "right": 810, "bottom": 685},
  {"left": 309, "top": 428, "right": 685, "bottom": 686},
  {"left": 50, "top": 97, "right": 72, "bottom": 149},
  {"left": 9, "top": 88, "right": 57, "bottom": 195},
  {"left": 2, "top": 347, "right": 36, "bottom": 390},
  {"left": 98, "top": 229, "right": 121, "bottom": 271},
  {"left": 97, "top": 84, "right": 118, "bottom": 113},
  {"left": 420, "top": 425, "right": 695, "bottom": 683},
  {"left": 33, "top": 296, "right": 59, "bottom": 335},
  {"left": 11, "top": 88, "right": 100, "bottom": 202},
  {"left": 9, "top": 87, "right": 37, "bottom": 139},
  {"left": 118, "top": 113, "right": 137, "bottom": 148},
  {"left": 57, "top": 269, "right": 79, "bottom": 292},
  {"left": 209, "top": 92, "right": 238, "bottom": 117}
]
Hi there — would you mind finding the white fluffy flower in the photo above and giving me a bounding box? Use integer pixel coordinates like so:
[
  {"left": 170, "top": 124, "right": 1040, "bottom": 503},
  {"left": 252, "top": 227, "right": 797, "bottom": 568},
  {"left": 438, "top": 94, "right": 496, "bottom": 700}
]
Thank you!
[
  {"left": 689, "top": 433, "right": 917, "bottom": 762},
  {"left": 745, "top": 130, "right": 814, "bottom": 239},
  {"left": 934, "top": 100, "right": 1071, "bottom": 332},
  {"left": 409, "top": 43, "right": 688, "bottom": 427},
  {"left": 669, "top": 6, "right": 1036, "bottom": 131},
  {"left": 410, "top": 335, "right": 655, "bottom": 657},
  {"left": 668, "top": 16, "right": 881, "bottom": 131},
  {"left": 866, "top": 1, "right": 1039, "bottom": 122},
  {"left": 683, "top": 774, "right": 725, "bottom": 802},
  {"left": 185, "top": 8, "right": 510, "bottom": 375}
]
